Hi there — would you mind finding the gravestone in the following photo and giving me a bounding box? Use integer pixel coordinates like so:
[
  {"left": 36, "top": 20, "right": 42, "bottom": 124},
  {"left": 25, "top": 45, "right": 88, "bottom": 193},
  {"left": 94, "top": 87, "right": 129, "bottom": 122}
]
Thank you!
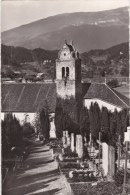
[
  {"left": 62, "top": 137, "right": 66, "bottom": 147},
  {"left": 76, "top": 135, "right": 83, "bottom": 158},
  {"left": 62, "top": 131, "right": 66, "bottom": 147},
  {"left": 102, "top": 143, "right": 109, "bottom": 175},
  {"left": 108, "top": 146, "right": 115, "bottom": 180},
  {"left": 71, "top": 133, "right": 75, "bottom": 152},
  {"left": 102, "top": 143, "right": 115, "bottom": 179},
  {"left": 65, "top": 130, "right": 68, "bottom": 138},
  {"left": 67, "top": 136, "right": 71, "bottom": 147},
  {"left": 76, "top": 135, "right": 79, "bottom": 154},
  {"left": 89, "top": 133, "right": 92, "bottom": 146}
]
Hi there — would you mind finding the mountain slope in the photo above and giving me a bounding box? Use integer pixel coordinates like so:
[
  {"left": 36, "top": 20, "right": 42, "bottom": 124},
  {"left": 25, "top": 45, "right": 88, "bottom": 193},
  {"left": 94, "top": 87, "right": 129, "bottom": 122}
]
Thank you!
[
  {"left": 1, "top": 42, "right": 129, "bottom": 78},
  {"left": 2, "top": 7, "right": 129, "bottom": 52}
]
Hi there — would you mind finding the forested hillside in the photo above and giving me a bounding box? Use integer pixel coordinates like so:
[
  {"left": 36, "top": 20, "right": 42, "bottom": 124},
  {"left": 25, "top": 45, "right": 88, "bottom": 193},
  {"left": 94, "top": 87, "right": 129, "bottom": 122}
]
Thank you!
[{"left": 1, "top": 42, "right": 129, "bottom": 79}]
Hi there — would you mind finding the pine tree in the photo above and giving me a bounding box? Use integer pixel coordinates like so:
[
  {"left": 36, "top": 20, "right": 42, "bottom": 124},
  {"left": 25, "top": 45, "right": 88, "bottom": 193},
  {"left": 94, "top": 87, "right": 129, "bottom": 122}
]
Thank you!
[
  {"left": 2, "top": 120, "right": 10, "bottom": 158},
  {"left": 40, "top": 108, "right": 50, "bottom": 140},
  {"left": 80, "top": 106, "right": 90, "bottom": 143},
  {"left": 109, "top": 111, "right": 117, "bottom": 147},
  {"left": 89, "top": 102, "right": 95, "bottom": 140},
  {"left": 120, "top": 108, "right": 129, "bottom": 144},
  {"left": 101, "top": 106, "right": 110, "bottom": 143},
  {"left": 93, "top": 102, "right": 101, "bottom": 140},
  {"left": 33, "top": 112, "right": 41, "bottom": 136},
  {"left": 116, "top": 111, "right": 122, "bottom": 136},
  {"left": 2, "top": 112, "right": 23, "bottom": 154},
  {"left": 55, "top": 98, "right": 63, "bottom": 138},
  {"left": 89, "top": 102, "right": 101, "bottom": 142}
]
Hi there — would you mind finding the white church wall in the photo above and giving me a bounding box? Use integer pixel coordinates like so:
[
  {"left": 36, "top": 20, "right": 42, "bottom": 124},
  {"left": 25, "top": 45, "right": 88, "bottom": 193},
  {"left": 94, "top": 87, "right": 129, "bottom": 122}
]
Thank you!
[
  {"left": 1, "top": 112, "right": 35, "bottom": 124},
  {"left": 49, "top": 113, "right": 56, "bottom": 138},
  {"left": 84, "top": 98, "right": 122, "bottom": 112},
  {"left": 1, "top": 112, "right": 56, "bottom": 138}
]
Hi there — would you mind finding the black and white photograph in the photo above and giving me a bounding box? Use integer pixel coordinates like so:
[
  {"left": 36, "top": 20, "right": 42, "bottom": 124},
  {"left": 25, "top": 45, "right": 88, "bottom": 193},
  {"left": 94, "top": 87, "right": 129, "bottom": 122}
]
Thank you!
[{"left": 1, "top": 0, "right": 130, "bottom": 194}]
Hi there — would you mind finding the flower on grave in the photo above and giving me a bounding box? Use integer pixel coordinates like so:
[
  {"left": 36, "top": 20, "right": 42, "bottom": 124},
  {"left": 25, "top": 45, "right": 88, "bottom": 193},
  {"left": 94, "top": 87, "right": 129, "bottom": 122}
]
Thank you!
[{"left": 69, "top": 171, "right": 74, "bottom": 178}]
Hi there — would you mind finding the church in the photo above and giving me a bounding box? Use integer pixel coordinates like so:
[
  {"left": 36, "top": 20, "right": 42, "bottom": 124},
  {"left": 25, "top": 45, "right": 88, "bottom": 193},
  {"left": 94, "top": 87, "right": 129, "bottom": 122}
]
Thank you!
[{"left": 1, "top": 40, "right": 129, "bottom": 136}]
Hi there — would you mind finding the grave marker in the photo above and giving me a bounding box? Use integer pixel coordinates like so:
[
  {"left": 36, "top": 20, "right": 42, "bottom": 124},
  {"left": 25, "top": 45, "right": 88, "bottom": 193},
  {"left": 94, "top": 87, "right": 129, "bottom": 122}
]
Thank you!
[
  {"left": 76, "top": 135, "right": 83, "bottom": 158},
  {"left": 71, "top": 133, "right": 74, "bottom": 152}
]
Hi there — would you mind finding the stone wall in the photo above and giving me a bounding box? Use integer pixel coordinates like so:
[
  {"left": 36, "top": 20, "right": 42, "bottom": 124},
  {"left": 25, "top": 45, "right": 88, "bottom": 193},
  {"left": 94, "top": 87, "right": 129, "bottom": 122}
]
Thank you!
[{"left": 56, "top": 80, "right": 76, "bottom": 98}]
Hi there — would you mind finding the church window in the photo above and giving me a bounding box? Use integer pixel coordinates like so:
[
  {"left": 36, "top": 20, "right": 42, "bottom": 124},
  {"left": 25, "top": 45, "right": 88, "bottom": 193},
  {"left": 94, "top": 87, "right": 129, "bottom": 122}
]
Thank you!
[
  {"left": 66, "top": 67, "right": 69, "bottom": 78},
  {"left": 62, "top": 67, "right": 65, "bottom": 78}
]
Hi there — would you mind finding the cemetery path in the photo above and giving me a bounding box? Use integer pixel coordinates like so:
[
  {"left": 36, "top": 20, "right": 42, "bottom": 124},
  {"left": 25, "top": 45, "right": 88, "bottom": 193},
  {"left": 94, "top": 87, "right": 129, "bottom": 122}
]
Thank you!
[{"left": 3, "top": 141, "right": 71, "bottom": 195}]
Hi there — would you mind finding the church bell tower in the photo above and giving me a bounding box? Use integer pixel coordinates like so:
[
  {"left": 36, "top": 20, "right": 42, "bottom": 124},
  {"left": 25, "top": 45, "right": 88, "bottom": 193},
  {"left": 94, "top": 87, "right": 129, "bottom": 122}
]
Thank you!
[{"left": 56, "top": 40, "right": 82, "bottom": 99}]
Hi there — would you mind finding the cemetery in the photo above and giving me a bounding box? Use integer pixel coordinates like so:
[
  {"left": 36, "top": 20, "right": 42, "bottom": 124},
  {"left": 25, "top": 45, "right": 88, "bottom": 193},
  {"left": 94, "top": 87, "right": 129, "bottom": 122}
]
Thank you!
[
  {"left": 50, "top": 128, "right": 130, "bottom": 195},
  {"left": 2, "top": 40, "right": 130, "bottom": 194}
]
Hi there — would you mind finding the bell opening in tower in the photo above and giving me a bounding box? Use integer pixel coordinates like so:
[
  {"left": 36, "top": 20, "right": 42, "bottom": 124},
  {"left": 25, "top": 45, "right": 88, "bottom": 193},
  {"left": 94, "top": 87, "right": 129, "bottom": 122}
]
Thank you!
[
  {"left": 62, "top": 67, "right": 65, "bottom": 78},
  {"left": 66, "top": 67, "right": 69, "bottom": 78}
]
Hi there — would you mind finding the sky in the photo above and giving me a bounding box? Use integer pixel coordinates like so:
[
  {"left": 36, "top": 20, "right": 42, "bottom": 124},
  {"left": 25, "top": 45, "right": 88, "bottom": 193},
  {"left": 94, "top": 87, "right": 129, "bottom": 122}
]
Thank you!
[{"left": 1, "top": 0, "right": 129, "bottom": 32}]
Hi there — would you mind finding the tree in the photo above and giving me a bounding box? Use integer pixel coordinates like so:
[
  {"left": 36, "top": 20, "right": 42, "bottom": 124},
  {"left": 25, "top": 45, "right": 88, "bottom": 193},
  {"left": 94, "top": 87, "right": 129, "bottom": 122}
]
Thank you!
[
  {"left": 116, "top": 111, "right": 122, "bottom": 136},
  {"left": 2, "top": 120, "right": 10, "bottom": 158},
  {"left": 22, "top": 122, "right": 35, "bottom": 137},
  {"left": 55, "top": 98, "right": 63, "bottom": 138},
  {"left": 55, "top": 97, "right": 80, "bottom": 138},
  {"left": 62, "top": 112, "right": 71, "bottom": 131},
  {"left": 89, "top": 102, "right": 101, "bottom": 142},
  {"left": 109, "top": 111, "right": 117, "bottom": 147},
  {"left": 93, "top": 102, "right": 101, "bottom": 139},
  {"left": 40, "top": 107, "right": 50, "bottom": 140},
  {"left": 33, "top": 112, "right": 41, "bottom": 136},
  {"left": 80, "top": 106, "right": 90, "bottom": 143},
  {"left": 120, "top": 108, "right": 129, "bottom": 144},
  {"left": 89, "top": 102, "right": 95, "bottom": 140},
  {"left": 2, "top": 113, "right": 23, "bottom": 158},
  {"left": 101, "top": 106, "right": 110, "bottom": 143}
]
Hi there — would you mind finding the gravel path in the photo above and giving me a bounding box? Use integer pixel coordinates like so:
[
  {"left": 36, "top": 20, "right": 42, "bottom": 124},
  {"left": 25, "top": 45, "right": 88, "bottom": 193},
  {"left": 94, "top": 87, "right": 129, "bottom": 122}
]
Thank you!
[{"left": 3, "top": 141, "right": 71, "bottom": 195}]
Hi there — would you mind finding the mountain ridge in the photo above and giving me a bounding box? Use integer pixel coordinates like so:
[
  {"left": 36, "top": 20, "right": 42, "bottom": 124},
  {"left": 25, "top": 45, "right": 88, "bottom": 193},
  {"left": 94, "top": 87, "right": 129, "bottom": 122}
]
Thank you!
[
  {"left": 2, "top": 6, "right": 128, "bottom": 32},
  {"left": 2, "top": 7, "right": 129, "bottom": 52}
]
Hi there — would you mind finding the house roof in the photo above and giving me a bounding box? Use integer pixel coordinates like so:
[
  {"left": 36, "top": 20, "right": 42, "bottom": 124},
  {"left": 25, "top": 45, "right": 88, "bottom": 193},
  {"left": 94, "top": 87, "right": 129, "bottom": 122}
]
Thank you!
[
  {"left": 82, "top": 82, "right": 91, "bottom": 98},
  {"left": 83, "top": 83, "right": 129, "bottom": 109},
  {"left": 2, "top": 82, "right": 129, "bottom": 113},
  {"left": 2, "top": 83, "right": 56, "bottom": 113}
]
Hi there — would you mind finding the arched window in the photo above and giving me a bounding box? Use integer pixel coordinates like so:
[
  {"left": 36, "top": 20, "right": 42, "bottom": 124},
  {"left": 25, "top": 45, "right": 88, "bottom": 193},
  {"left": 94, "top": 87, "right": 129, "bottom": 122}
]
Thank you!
[
  {"left": 62, "top": 67, "right": 65, "bottom": 78},
  {"left": 66, "top": 67, "right": 69, "bottom": 78}
]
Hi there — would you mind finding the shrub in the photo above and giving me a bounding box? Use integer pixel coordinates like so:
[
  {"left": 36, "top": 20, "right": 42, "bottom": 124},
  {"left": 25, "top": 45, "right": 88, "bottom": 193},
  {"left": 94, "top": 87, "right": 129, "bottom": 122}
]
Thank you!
[
  {"left": 71, "top": 171, "right": 97, "bottom": 182},
  {"left": 114, "top": 169, "right": 130, "bottom": 186},
  {"left": 63, "top": 152, "right": 78, "bottom": 158},
  {"left": 107, "top": 79, "right": 119, "bottom": 88},
  {"left": 63, "top": 158, "right": 79, "bottom": 162},
  {"left": 60, "top": 163, "right": 80, "bottom": 169},
  {"left": 63, "top": 147, "right": 78, "bottom": 158}
]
